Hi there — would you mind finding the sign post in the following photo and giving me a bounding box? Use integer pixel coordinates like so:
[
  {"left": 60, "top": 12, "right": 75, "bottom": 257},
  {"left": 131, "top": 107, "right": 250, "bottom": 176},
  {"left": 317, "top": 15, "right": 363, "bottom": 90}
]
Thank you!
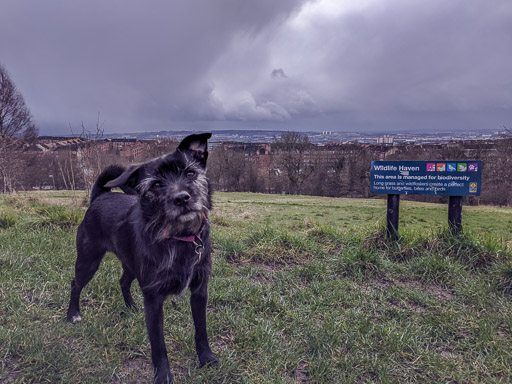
[
  {"left": 387, "top": 194, "right": 400, "bottom": 240},
  {"left": 448, "top": 196, "right": 463, "bottom": 234},
  {"left": 370, "top": 161, "right": 482, "bottom": 238}
]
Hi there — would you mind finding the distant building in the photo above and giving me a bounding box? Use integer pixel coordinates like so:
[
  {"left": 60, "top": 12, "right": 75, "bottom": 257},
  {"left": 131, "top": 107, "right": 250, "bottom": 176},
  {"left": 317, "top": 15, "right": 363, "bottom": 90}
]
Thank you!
[
  {"left": 119, "top": 141, "right": 144, "bottom": 162},
  {"left": 377, "top": 135, "right": 394, "bottom": 144}
]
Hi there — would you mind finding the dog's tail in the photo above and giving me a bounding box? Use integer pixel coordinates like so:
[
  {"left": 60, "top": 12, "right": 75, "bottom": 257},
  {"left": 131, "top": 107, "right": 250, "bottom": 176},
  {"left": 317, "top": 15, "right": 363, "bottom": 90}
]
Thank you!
[{"left": 90, "top": 165, "right": 126, "bottom": 204}]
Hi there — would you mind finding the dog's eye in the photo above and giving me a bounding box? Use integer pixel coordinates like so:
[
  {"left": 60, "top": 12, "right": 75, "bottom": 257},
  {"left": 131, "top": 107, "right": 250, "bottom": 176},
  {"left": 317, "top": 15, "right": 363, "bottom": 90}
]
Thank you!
[
  {"left": 151, "top": 181, "right": 162, "bottom": 189},
  {"left": 185, "top": 170, "right": 195, "bottom": 178}
]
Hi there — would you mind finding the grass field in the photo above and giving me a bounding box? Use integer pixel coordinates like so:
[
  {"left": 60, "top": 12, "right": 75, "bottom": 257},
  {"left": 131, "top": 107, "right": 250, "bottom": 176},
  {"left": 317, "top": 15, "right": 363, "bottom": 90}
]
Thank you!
[{"left": 1, "top": 191, "right": 512, "bottom": 383}]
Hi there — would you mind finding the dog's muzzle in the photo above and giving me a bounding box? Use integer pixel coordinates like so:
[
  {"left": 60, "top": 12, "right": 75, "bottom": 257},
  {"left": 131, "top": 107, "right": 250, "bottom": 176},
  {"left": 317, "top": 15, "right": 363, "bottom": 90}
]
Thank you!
[{"left": 173, "top": 192, "right": 190, "bottom": 207}]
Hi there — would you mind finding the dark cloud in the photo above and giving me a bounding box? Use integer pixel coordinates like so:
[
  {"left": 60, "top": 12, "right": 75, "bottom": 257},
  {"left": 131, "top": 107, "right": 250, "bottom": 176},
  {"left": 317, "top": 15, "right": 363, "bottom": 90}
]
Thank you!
[
  {"left": 291, "top": 0, "right": 512, "bottom": 122},
  {"left": 0, "top": 0, "right": 511, "bottom": 134},
  {"left": 271, "top": 69, "right": 287, "bottom": 79}
]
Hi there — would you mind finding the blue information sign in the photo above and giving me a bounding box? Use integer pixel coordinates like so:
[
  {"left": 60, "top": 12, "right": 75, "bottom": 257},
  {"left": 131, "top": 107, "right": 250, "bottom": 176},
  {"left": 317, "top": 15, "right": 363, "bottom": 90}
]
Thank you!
[{"left": 371, "top": 161, "right": 482, "bottom": 196}]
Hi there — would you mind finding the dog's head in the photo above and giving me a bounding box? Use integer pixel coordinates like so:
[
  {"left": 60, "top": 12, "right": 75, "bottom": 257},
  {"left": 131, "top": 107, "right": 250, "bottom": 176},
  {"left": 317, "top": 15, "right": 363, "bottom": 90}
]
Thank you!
[{"left": 105, "top": 133, "right": 212, "bottom": 239}]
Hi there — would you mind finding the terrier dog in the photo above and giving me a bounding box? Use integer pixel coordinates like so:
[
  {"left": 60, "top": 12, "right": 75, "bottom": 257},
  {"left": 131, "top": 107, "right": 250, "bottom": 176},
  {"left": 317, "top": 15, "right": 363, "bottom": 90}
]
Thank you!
[{"left": 66, "top": 133, "right": 218, "bottom": 383}]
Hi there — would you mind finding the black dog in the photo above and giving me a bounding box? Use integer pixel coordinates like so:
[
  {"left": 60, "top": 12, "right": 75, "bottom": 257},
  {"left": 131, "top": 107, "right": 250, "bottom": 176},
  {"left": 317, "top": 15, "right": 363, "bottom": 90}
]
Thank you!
[{"left": 66, "top": 133, "right": 218, "bottom": 383}]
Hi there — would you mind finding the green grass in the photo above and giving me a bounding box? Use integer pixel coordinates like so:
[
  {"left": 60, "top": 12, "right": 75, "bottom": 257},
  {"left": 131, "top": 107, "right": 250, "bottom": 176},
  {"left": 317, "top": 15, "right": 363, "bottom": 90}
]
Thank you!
[
  {"left": 212, "top": 193, "right": 512, "bottom": 243},
  {"left": 1, "top": 191, "right": 512, "bottom": 383}
]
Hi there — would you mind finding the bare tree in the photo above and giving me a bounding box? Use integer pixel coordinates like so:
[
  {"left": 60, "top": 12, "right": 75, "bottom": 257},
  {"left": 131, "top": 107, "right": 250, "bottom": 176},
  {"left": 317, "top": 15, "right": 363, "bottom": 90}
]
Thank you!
[
  {"left": 0, "top": 63, "right": 38, "bottom": 192},
  {"left": 244, "top": 162, "right": 265, "bottom": 193},
  {"left": 144, "top": 137, "right": 178, "bottom": 159},
  {"left": 483, "top": 136, "right": 512, "bottom": 206},
  {"left": 208, "top": 145, "right": 246, "bottom": 191},
  {"left": 273, "top": 132, "right": 316, "bottom": 194},
  {"left": 501, "top": 125, "right": 512, "bottom": 137},
  {"left": 206, "top": 147, "right": 224, "bottom": 190},
  {"left": 73, "top": 113, "right": 110, "bottom": 197},
  {"left": 0, "top": 64, "right": 37, "bottom": 140}
]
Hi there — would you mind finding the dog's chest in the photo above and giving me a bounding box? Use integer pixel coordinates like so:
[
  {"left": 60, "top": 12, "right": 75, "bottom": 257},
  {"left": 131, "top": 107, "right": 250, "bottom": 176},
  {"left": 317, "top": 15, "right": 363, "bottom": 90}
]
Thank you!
[
  {"left": 160, "top": 265, "right": 194, "bottom": 295},
  {"left": 143, "top": 247, "right": 197, "bottom": 295}
]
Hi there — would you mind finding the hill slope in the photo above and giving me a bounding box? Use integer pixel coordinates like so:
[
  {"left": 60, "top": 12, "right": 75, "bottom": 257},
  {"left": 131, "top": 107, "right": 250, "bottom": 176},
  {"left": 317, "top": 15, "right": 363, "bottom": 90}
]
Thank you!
[{"left": 1, "top": 191, "right": 512, "bottom": 383}]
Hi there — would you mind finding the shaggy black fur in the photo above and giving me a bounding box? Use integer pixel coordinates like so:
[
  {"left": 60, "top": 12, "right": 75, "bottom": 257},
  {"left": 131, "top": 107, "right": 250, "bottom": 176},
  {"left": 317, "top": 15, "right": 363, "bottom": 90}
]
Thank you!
[{"left": 66, "top": 133, "right": 218, "bottom": 384}]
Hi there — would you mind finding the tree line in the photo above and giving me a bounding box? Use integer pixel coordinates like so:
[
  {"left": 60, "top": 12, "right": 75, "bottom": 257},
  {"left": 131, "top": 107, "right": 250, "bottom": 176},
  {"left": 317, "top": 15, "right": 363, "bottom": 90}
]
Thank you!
[{"left": 207, "top": 132, "right": 512, "bottom": 207}]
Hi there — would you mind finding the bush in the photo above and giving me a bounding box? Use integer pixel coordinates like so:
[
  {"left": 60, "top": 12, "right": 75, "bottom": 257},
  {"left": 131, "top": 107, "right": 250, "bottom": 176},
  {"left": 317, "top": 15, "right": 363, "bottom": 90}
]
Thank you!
[
  {"left": 0, "top": 212, "right": 16, "bottom": 229},
  {"left": 29, "top": 206, "right": 83, "bottom": 230}
]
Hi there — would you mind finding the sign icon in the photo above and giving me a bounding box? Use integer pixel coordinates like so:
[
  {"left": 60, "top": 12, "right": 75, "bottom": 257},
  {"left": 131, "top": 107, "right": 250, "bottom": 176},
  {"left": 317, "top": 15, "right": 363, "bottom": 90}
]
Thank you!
[
  {"left": 468, "top": 163, "right": 478, "bottom": 172},
  {"left": 457, "top": 163, "right": 467, "bottom": 172},
  {"left": 426, "top": 163, "right": 436, "bottom": 171},
  {"left": 469, "top": 182, "right": 477, "bottom": 193},
  {"left": 447, "top": 163, "right": 457, "bottom": 172},
  {"left": 436, "top": 163, "right": 446, "bottom": 172}
]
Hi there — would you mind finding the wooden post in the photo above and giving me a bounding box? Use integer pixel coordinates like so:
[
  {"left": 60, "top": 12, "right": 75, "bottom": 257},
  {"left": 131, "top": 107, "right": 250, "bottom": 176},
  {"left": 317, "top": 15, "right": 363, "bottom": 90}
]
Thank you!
[
  {"left": 386, "top": 194, "right": 400, "bottom": 240},
  {"left": 448, "top": 196, "right": 462, "bottom": 234}
]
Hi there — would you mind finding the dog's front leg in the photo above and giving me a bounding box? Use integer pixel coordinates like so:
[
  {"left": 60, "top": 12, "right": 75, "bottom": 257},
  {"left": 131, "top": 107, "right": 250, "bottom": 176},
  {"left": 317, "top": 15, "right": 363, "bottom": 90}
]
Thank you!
[
  {"left": 190, "top": 284, "right": 219, "bottom": 368},
  {"left": 144, "top": 295, "right": 173, "bottom": 384}
]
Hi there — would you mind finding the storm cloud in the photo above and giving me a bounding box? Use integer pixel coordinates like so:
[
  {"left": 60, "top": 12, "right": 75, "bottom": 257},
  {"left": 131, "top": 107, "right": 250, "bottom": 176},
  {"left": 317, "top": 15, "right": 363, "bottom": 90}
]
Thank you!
[{"left": 1, "top": 0, "right": 511, "bottom": 134}]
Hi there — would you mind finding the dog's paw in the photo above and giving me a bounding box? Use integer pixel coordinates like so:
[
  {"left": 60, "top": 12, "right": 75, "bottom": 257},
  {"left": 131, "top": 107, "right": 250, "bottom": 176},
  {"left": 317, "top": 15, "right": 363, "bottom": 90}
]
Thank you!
[
  {"left": 123, "top": 297, "right": 139, "bottom": 311},
  {"left": 199, "top": 352, "right": 219, "bottom": 368},
  {"left": 66, "top": 311, "right": 82, "bottom": 323},
  {"left": 126, "top": 302, "right": 140, "bottom": 312},
  {"left": 154, "top": 371, "right": 174, "bottom": 384}
]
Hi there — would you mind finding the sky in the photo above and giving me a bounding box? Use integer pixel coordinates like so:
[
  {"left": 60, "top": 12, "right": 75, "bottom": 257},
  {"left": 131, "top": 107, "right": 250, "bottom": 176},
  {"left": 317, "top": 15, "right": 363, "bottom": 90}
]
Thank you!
[{"left": 1, "top": 0, "right": 511, "bottom": 136}]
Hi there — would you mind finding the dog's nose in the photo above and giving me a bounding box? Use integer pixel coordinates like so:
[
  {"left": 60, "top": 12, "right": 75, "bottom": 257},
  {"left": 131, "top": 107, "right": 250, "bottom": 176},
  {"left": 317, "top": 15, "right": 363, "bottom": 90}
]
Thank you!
[{"left": 174, "top": 192, "right": 191, "bottom": 206}]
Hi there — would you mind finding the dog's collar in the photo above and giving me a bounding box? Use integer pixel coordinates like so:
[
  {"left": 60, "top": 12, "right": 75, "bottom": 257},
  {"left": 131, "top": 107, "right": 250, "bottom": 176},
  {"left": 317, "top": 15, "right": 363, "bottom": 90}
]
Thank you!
[
  {"left": 172, "top": 234, "right": 199, "bottom": 242},
  {"left": 164, "top": 221, "right": 208, "bottom": 262}
]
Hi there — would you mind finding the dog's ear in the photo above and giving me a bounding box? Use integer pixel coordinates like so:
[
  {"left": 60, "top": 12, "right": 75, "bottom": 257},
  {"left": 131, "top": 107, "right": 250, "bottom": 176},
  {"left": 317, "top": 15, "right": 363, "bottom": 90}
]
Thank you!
[
  {"left": 177, "top": 133, "right": 212, "bottom": 166},
  {"left": 104, "top": 165, "right": 141, "bottom": 195}
]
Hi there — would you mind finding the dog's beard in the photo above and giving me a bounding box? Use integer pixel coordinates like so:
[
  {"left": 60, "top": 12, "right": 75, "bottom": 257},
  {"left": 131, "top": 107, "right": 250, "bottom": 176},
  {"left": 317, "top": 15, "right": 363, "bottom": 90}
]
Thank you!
[
  {"left": 150, "top": 209, "right": 207, "bottom": 241},
  {"left": 178, "top": 211, "right": 199, "bottom": 223}
]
